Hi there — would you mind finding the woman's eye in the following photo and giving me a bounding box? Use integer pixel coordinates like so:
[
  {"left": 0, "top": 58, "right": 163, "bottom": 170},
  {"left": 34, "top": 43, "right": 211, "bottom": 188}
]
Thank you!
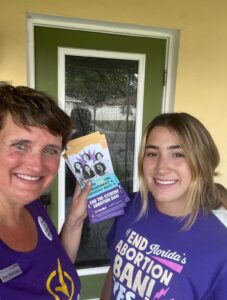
[
  {"left": 44, "top": 148, "right": 60, "bottom": 155},
  {"left": 145, "top": 152, "right": 157, "bottom": 157},
  {"left": 12, "top": 143, "right": 27, "bottom": 151},
  {"left": 173, "top": 152, "right": 185, "bottom": 158}
]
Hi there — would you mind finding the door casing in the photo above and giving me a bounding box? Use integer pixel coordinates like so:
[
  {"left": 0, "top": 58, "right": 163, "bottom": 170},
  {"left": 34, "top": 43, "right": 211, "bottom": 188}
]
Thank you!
[{"left": 26, "top": 13, "right": 179, "bottom": 299}]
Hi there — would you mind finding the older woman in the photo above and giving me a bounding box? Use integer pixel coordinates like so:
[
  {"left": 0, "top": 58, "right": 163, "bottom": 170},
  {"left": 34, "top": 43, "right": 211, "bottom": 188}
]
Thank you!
[{"left": 0, "top": 83, "right": 91, "bottom": 299}]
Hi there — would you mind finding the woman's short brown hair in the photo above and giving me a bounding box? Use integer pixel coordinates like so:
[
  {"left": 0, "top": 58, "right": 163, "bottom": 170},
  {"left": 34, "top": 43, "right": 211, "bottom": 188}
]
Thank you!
[{"left": 0, "top": 83, "right": 72, "bottom": 148}]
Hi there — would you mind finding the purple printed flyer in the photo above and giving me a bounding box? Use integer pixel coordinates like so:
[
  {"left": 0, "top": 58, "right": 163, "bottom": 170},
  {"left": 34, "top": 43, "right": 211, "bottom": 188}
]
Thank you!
[{"left": 63, "top": 132, "right": 130, "bottom": 223}]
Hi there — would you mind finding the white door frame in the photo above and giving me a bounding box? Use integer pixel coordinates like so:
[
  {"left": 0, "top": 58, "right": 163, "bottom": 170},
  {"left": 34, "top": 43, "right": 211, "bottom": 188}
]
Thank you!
[{"left": 26, "top": 13, "right": 179, "bottom": 277}]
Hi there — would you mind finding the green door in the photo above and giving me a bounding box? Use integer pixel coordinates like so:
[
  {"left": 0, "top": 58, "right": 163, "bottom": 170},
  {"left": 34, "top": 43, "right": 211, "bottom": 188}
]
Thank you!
[{"left": 34, "top": 26, "right": 166, "bottom": 299}]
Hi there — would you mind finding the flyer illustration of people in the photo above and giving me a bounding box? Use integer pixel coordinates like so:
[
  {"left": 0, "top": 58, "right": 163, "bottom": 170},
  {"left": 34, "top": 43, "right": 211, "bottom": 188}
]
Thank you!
[{"left": 63, "top": 132, "right": 130, "bottom": 223}]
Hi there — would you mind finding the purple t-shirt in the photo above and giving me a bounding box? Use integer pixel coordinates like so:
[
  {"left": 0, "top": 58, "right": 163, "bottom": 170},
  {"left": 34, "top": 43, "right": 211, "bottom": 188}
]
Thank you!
[
  {"left": 0, "top": 200, "right": 80, "bottom": 299},
  {"left": 107, "top": 192, "right": 227, "bottom": 299}
]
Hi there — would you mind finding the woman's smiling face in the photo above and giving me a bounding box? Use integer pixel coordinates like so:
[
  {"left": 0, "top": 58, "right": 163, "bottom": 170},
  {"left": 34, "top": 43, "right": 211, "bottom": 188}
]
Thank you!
[
  {"left": 143, "top": 126, "right": 192, "bottom": 216},
  {"left": 0, "top": 114, "right": 62, "bottom": 207}
]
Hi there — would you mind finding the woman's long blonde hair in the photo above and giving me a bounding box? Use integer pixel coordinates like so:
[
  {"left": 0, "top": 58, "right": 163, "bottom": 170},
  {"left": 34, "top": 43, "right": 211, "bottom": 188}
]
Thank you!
[{"left": 138, "top": 112, "right": 227, "bottom": 228}]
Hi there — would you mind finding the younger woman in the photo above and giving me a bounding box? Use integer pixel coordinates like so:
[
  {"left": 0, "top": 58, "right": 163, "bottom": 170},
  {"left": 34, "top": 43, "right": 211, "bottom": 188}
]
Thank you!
[{"left": 101, "top": 112, "right": 227, "bottom": 299}]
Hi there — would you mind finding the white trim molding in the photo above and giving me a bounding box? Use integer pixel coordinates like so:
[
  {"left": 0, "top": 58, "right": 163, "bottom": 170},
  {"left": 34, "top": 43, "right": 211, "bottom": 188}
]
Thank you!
[
  {"left": 26, "top": 13, "right": 179, "bottom": 277},
  {"left": 27, "top": 13, "right": 179, "bottom": 113}
]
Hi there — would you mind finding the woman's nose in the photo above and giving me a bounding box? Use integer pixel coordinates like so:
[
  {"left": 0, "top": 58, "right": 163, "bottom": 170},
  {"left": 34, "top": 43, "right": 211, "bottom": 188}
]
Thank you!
[
  {"left": 26, "top": 153, "right": 44, "bottom": 171},
  {"left": 156, "top": 155, "right": 169, "bottom": 172}
]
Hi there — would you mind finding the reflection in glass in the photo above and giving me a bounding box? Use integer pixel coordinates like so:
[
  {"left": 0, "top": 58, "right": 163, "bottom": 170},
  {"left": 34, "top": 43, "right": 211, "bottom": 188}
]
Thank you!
[{"left": 64, "top": 55, "right": 138, "bottom": 268}]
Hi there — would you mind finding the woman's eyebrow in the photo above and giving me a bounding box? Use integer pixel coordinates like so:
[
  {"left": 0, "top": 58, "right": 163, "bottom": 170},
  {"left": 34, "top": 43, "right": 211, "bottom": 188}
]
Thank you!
[
  {"left": 46, "top": 144, "right": 62, "bottom": 151},
  {"left": 168, "top": 145, "right": 181, "bottom": 149},
  {"left": 11, "top": 139, "right": 31, "bottom": 144},
  {"left": 145, "top": 145, "right": 158, "bottom": 150},
  {"left": 145, "top": 144, "right": 181, "bottom": 150}
]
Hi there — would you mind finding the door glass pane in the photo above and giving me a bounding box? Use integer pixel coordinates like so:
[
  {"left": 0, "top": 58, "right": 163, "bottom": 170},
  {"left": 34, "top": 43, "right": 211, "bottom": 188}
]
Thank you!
[{"left": 65, "top": 55, "right": 138, "bottom": 269}]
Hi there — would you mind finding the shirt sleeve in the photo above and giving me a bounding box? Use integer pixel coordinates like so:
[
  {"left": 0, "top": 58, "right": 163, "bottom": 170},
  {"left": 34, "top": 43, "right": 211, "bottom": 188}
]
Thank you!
[{"left": 209, "top": 270, "right": 227, "bottom": 299}]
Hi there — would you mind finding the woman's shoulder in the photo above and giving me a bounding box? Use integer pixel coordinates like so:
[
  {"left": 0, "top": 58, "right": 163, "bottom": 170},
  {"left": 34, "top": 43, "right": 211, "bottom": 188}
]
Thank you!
[
  {"left": 212, "top": 207, "right": 227, "bottom": 227},
  {"left": 201, "top": 210, "right": 227, "bottom": 231},
  {"left": 194, "top": 210, "right": 227, "bottom": 251}
]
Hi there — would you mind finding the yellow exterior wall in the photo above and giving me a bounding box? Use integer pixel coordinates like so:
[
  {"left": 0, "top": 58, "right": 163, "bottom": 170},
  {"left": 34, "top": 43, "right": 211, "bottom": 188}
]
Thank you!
[{"left": 1, "top": 0, "right": 227, "bottom": 185}]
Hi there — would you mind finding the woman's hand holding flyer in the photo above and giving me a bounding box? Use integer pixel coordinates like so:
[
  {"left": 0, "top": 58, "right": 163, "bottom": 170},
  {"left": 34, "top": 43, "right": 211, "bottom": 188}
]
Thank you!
[{"left": 63, "top": 132, "right": 130, "bottom": 223}]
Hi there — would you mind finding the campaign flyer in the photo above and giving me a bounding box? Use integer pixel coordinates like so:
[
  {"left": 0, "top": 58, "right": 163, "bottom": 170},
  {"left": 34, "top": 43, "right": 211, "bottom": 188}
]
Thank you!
[{"left": 63, "top": 132, "right": 130, "bottom": 223}]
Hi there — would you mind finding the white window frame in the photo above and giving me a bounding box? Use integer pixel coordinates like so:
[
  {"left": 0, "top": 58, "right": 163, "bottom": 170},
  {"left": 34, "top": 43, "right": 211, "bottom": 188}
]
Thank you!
[{"left": 58, "top": 47, "right": 146, "bottom": 234}]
